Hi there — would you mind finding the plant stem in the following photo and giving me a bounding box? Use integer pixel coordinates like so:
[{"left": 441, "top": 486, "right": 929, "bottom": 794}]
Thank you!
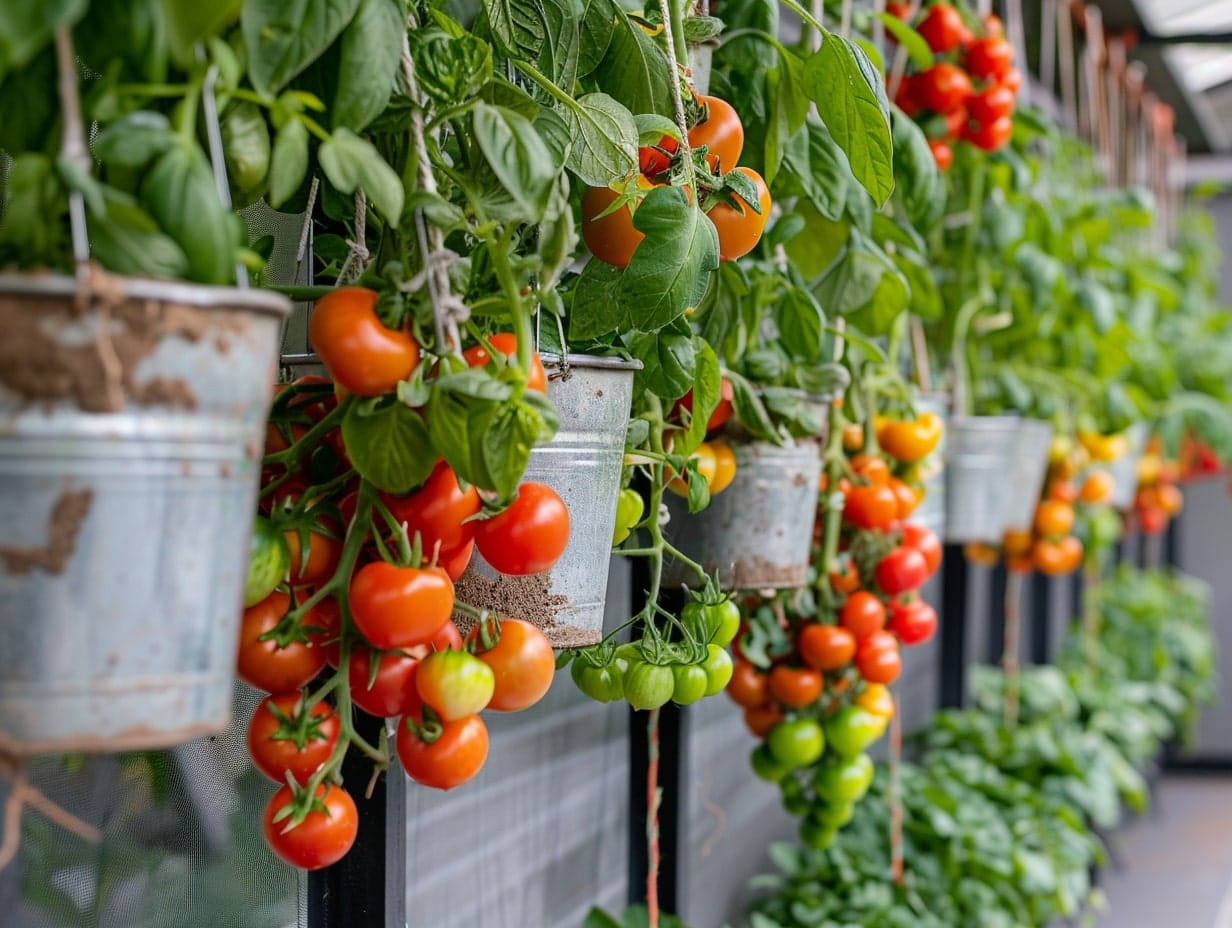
[
  {"left": 1002, "top": 569, "right": 1024, "bottom": 729},
  {"left": 486, "top": 226, "right": 536, "bottom": 381},
  {"left": 777, "top": 0, "right": 831, "bottom": 41},
  {"left": 888, "top": 687, "right": 904, "bottom": 886},
  {"left": 645, "top": 707, "right": 662, "bottom": 928}
]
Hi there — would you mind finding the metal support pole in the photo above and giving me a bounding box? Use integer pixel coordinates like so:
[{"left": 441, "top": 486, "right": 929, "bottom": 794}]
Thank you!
[{"left": 940, "top": 544, "right": 970, "bottom": 708}]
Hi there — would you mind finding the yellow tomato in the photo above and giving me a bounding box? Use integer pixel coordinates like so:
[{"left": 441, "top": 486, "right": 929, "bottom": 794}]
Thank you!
[
  {"left": 855, "top": 683, "right": 895, "bottom": 719},
  {"left": 710, "top": 442, "right": 737, "bottom": 495},
  {"left": 876, "top": 412, "right": 944, "bottom": 463},
  {"left": 667, "top": 443, "right": 718, "bottom": 497}
]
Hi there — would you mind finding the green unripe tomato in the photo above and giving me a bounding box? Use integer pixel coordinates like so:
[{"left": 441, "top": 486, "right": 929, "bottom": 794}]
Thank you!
[
  {"left": 623, "top": 661, "right": 675, "bottom": 711},
  {"left": 824, "top": 706, "right": 887, "bottom": 758},
  {"left": 750, "top": 744, "right": 789, "bottom": 782},
  {"left": 701, "top": 644, "right": 734, "bottom": 696},
  {"left": 612, "top": 488, "right": 645, "bottom": 545},
  {"left": 671, "top": 663, "right": 709, "bottom": 705},
  {"left": 798, "top": 818, "right": 838, "bottom": 851},
  {"left": 245, "top": 515, "right": 289, "bottom": 607},
  {"left": 571, "top": 659, "right": 624, "bottom": 703},
  {"left": 809, "top": 800, "right": 856, "bottom": 829},
  {"left": 812, "top": 752, "right": 875, "bottom": 804},
  {"left": 767, "top": 718, "right": 825, "bottom": 769}
]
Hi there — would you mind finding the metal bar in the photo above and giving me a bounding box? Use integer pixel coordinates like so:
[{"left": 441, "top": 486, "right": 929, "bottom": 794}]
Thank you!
[
  {"left": 1135, "top": 31, "right": 1232, "bottom": 46},
  {"left": 1030, "top": 572, "right": 1051, "bottom": 664},
  {"left": 939, "top": 544, "right": 969, "bottom": 708},
  {"left": 987, "top": 564, "right": 1007, "bottom": 664}
]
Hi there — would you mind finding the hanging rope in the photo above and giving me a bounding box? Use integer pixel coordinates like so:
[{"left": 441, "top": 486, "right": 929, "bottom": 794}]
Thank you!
[
  {"left": 1002, "top": 570, "right": 1024, "bottom": 728},
  {"left": 337, "top": 189, "right": 370, "bottom": 285},
  {"left": 888, "top": 688, "right": 904, "bottom": 886},
  {"left": 0, "top": 753, "right": 102, "bottom": 872}
]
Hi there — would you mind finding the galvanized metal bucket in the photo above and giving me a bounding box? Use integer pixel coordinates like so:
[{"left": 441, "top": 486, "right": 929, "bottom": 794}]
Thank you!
[
  {"left": 453, "top": 354, "right": 640, "bottom": 649},
  {"left": 944, "top": 416, "right": 1023, "bottom": 544},
  {"left": 0, "top": 273, "right": 289, "bottom": 754},
  {"left": 1002, "top": 419, "right": 1055, "bottom": 532},
  {"left": 1108, "top": 422, "right": 1150, "bottom": 510},
  {"left": 910, "top": 393, "right": 949, "bottom": 537},
  {"left": 663, "top": 440, "right": 824, "bottom": 590}
]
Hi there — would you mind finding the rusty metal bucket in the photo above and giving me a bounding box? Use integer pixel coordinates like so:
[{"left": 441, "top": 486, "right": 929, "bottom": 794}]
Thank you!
[
  {"left": 453, "top": 354, "right": 640, "bottom": 649},
  {"left": 0, "top": 273, "right": 289, "bottom": 754},
  {"left": 662, "top": 440, "right": 824, "bottom": 589}
]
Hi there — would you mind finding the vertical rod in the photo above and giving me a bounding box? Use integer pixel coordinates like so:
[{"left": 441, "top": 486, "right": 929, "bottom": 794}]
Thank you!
[
  {"left": 1030, "top": 571, "right": 1051, "bottom": 664},
  {"left": 987, "top": 563, "right": 1007, "bottom": 664},
  {"left": 939, "top": 544, "right": 970, "bottom": 708}
]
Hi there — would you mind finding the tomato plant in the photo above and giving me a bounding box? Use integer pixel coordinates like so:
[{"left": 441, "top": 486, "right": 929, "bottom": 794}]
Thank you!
[{"left": 463, "top": 333, "right": 547, "bottom": 392}]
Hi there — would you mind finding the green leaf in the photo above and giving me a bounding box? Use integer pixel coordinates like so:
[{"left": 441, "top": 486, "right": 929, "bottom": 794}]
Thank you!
[
  {"left": 409, "top": 29, "right": 493, "bottom": 103},
  {"left": 591, "top": 7, "right": 675, "bottom": 118},
  {"left": 268, "top": 118, "right": 310, "bottom": 209},
  {"left": 318, "top": 127, "right": 404, "bottom": 222},
  {"left": 875, "top": 12, "right": 934, "bottom": 69},
  {"left": 581, "top": 908, "right": 624, "bottom": 928},
  {"left": 93, "top": 111, "right": 176, "bottom": 167},
  {"left": 563, "top": 93, "right": 638, "bottom": 186},
  {"left": 88, "top": 190, "right": 189, "bottom": 279},
  {"left": 159, "top": 0, "right": 243, "bottom": 65},
  {"left": 815, "top": 233, "right": 908, "bottom": 335},
  {"left": 141, "top": 143, "right": 239, "bottom": 284},
  {"left": 890, "top": 106, "right": 944, "bottom": 229},
  {"left": 333, "top": 0, "right": 403, "bottom": 131},
  {"left": 804, "top": 35, "right": 894, "bottom": 206},
  {"left": 0, "top": 0, "right": 85, "bottom": 74},
  {"left": 570, "top": 257, "right": 625, "bottom": 340},
  {"left": 243, "top": 0, "right": 362, "bottom": 96},
  {"left": 471, "top": 101, "right": 556, "bottom": 222},
  {"left": 341, "top": 398, "right": 435, "bottom": 494},
  {"left": 679, "top": 340, "right": 722, "bottom": 456},
  {"left": 775, "top": 287, "right": 825, "bottom": 361},
  {"left": 619, "top": 185, "right": 720, "bottom": 332},
  {"left": 485, "top": 0, "right": 581, "bottom": 85},
  {"left": 627, "top": 319, "right": 696, "bottom": 399},
  {"left": 727, "top": 370, "right": 783, "bottom": 443},
  {"left": 577, "top": 0, "right": 616, "bottom": 76},
  {"left": 780, "top": 120, "right": 850, "bottom": 223},
  {"left": 635, "top": 113, "right": 682, "bottom": 145}
]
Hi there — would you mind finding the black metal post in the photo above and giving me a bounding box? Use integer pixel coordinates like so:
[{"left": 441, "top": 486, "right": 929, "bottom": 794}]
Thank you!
[
  {"left": 986, "top": 564, "right": 1007, "bottom": 664},
  {"left": 309, "top": 712, "right": 390, "bottom": 928},
  {"left": 1030, "top": 572, "right": 1051, "bottom": 664},
  {"left": 939, "top": 543, "right": 969, "bottom": 708}
]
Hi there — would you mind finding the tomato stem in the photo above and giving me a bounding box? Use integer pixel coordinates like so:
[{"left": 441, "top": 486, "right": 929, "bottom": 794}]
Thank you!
[
  {"left": 645, "top": 707, "right": 662, "bottom": 928},
  {"left": 262, "top": 401, "right": 349, "bottom": 469}
]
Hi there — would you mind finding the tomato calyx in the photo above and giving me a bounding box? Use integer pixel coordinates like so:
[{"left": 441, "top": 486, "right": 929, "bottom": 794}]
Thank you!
[
  {"left": 268, "top": 781, "right": 347, "bottom": 835},
  {"left": 257, "top": 693, "right": 336, "bottom": 754},
  {"left": 401, "top": 703, "right": 447, "bottom": 746}
]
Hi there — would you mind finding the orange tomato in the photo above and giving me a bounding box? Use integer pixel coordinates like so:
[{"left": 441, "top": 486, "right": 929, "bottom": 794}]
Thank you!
[
  {"left": 1078, "top": 470, "right": 1116, "bottom": 505},
  {"left": 1034, "top": 499, "right": 1075, "bottom": 538}
]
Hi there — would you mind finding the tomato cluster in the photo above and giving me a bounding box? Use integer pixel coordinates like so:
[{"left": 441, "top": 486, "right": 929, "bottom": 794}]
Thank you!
[
  {"left": 1134, "top": 451, "right": 1184, "bottom": 536},
  {"left": 891, "top": 4, "right": 1020, "bottom": 166},
  {"left": 242, "top": 294, "right": 577, "bottom": 871},
  {"left": 582, "top": 94, "right": 771, "bottom": 267}
]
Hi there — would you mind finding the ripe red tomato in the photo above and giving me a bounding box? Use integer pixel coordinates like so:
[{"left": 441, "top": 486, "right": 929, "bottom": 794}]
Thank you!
[
  {"left": 415, "top": 649, "right": 495, "bottom": 720},
  {"left": 347, "top": 647, "right": 422, "bottom": 718},
  {"left": 285, "top": 526, "right": 341, "bottom": 585},
  {"left": 673, "top": 377, "right": 734, "bottom": 433},
  {"left": 689, "top": 95, "right": 745, "bottom": 171},
  {"left": 894, "top": 74, "right": 920, "bottom": 118},
  {"left": 798, "top": 624, "right": 857, "bottom": 671},
  {"left": 383, "top": 461, "right": 481, "bottom": 562},
  {"left": 463, "top": 333, "right": 548, "bottom": 393},
  {"left": 473, "top": 482, "right": 570, "bottom": 575},
  {"left": 875, "top": 546, "right": 929, "bottom": 595},
  {"left": 1001, "top": 67, "right": 1023, "bottom": 94},
  {"left": 744, "top": 704, "right": 784, "bottom": 738},
  {"left": 829, "top": 562, "right": 860, "bottom": 595},
  {"left": 839, "top": 591, "right": 887, "bottom": 639},
  {"left": 707, "top": 167, "right": 771, "bottom": 261},
  {"left": 901, "top": 522, "right": 942, "bottom": 577},
  {"left": 308, "top": 287, "right": 420, "bottom": 397},
  {"left": 944, "top": 105, "right": 968, "bottom": 140},
  {"left": 1138, "top": 507, "right": 1168, "bottom": 536},
  {"left": 843, "top": 484, "right": 899, "bottom": 530},
  {"left": 963, "top": 114, "right": 1013, "bottom": 152},
  {"left": 397, "top": 713, "right": 489, "bottom": 790},
  {"left": 929, "top": 138, "right": 953, "bottom": 172},
  {"left": 237, "top": 592, "right": 329, "bottom": 694},
  {"left": 913, "top": 63, "right": 973, "bottom": 114},
  {"left": 886, "top": 1, "right": 910, "bottom": 18},
  {"left": 966, "top": 84, "right": 1015, "bottom": 123},
  {"left": 348, "top": 562, "right": 454, "bottom": 651},
  {"left": 888, "top": 477, "right": 921, "bottom": 519},
  {"left": 439, "top": 540, "right": 474, "bottom": 581},
  {"left": 917, "top": 3, "right": 968, "bottom": 53},
  {"left": 263, "top": 784, "right": 358, "bottom": 871},
  {"left": 964, "top": 36, "right": 1014, "bottom": 81},
  {"left": 767, "top": 665, "right": 823, "bottom": 709},
  {"left": 855, "top": 630, "right": 902, "bottom": 685},
  {"left": 581, "top": 177, "right": 654, "bottom": 268},
  {"left": 247, "top": 693, "right": 340, "bottom": 784},
  {"left": 640, "top": 135, "right": 679, "bottom": 177},
  {"left": 888, "top": 598, "right": 938, "bottom": 646},
  {"left": 727, "top": 660, "right": 769, "bottom": 708},
  {"left": 851, "top": 454, "right": 891, "bottom": 486},
  {"left": 1032, "top": 535, "right": 1083, "bottom": 575},
  {"left": 468, "top": 618, "right": 556, "bottom": 712}
]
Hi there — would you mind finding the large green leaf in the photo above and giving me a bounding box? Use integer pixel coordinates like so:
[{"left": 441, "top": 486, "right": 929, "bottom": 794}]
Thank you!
[
  {"left": 627, "top": 318, "right": 695, "bottom": 399},
  {"left": 562, "top": 92, "right": 638, "bottom": 186},
  {"left": 471, "top": 101, "right": 557, "bottom": 222},
  {"left": 243, "top": 0, "right": 361, "bottom": 96},
  {"left": 333, "top": 0, "right": 403, "bottom": 131},
  {"left": 485, "top": 0, "right": 581, "bottom": 86},
  {"left": 618, "top": 185, "right": 720, "bottom": 332},
  {"left": 780, "top": 121, "right": 850, "bottom": 223},
  {"left": 318, "top": 127, "right": 404, "bottom": 222},
  {"left": 159, "top": 0, "right": 242, "bottom": 64},
  {"left": 569, "top": 257, "right": 624, "bottom": 340},
  {"left": 890, "top": 105, "right": 944, "bottom": 229},
  {"left": 591, "top": 7, "right": 675, "bottom": 118},
  {"left": 341, "top": 397, "right": 434, "bottom": 495},
  {"left": 0, "top": 0, "right": 85, "bottom": 74},
  {"left": 804, "top": 35, "right": 894, "bottom": 207}
]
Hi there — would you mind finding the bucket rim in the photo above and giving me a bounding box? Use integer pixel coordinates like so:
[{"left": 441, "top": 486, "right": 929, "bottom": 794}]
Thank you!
[
  {"left": 541, "top": 352, "right": 643, "bottom": 373},
  {"left": 0, "top": 272, "right": 292, "bottom": 319},
  {"left": 948, "top": 414, "right": 1023, "bottom": 431}
]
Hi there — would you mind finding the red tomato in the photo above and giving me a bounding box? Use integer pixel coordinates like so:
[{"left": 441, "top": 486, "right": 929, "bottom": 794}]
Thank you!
[
  {"left": 839, "top": 591, "right": 887, "bottom": 639},
  {"left": 347, "top": 647, "right": 422, "bottom": 718},
  {"left": 263, "top": 784, "right": 358, "bottom": 870},
  {"left": 237, "top": 592, "right": 329, "bottom": 694},
  {"left": 285, "top": 527, "right": 342, "bottom": 585},
  {"left": 439, "top": 540, "right": 474, "bottom": 581},
  {"left": 887, "top": 598, "right": 938, "bottom": 646},
  {"left": 767, "top": 665, "right": 823, "bottom": 709},
  {"left": 473, "top": 482, "right": 570, "bottom": 576},
  {"left": 415, "top": 649, "right": 495, "bottom": 720},
  {"left": 964, "top": 114, "right": 1013, "bottom": 152},
  {"left": 1001, "top": 67, "right": 1023, "bottom": 94},
  {"left": 929, "top": 138, "right": 953, "bottom": 172},
  {"left": 707, "top": 167, "right": 771, "bottom": 261},
  {"left": 383, "top": 461, "right": 481, "bottom": 562},
  {"left": 396, "top": 713, "right": 489, "bottom": 790},
  {"left": 744, "top": 704, "right": 784, "bottom": 738},
  {"left": 886, "top": 1, "right": 911, "bottom": 19},
  {"left": 468, "top": 618, "right": 556, "bottom": 712},
  {"left": 798, "top": 624, "right": 857, "bottom": 671},
  {"left": 673, "top": 377, "right": 734, "bottom": 433},
  {"left": 829, "top": 562, "right": 861, "bottom": 595},
  {"left": 855, "top": 630, "right": 902, "bottom": 685},
  {"left": 894, "top": 74, "right": 920, "bottom": 118},
  {"left": 901, "top": 522, "right": 942, "bottom": 577},
  {"left": 913, "top": 63, "right": 973, "bottom": 114},
  {"left": 917, "top": 3, "right": 968, "bottom": 53},
  {"left": 727, "top": 660, "right": 769, "bottom": 708},
  {"left": 875, "top": 546, "right": 929, "bottom": 595},
  {"left": 964, "top": 36, "right": 1014, "bottom": 81},
  {"left": 1138, "top": 507, "right": 1168, "bottom": 536},
  {"left": 308, "top": 287, "right": 420, "bottom": 397},
  {"left": 944, "top": 105, "right": 968, "bottom": 140},
  {"left": 640, "top": 135, "right": 679, "bottom": 177},
  {"left": 851, "top": 454, "right": 891, "bottom": 486},
  {"left": 348, "top": 562, "right": 454, "bottom": 651},
  {"left": 689, "top": 95, "right": 745, "bottom": 171},
  {"left": 966, "top": 84, "right": 1015, "bottom": 123},
  {"left": 246, "top": 693, "right": 340, "bottom": 784},
  {"left": 888, "top": 477, "right": 921, "bottom": 519},
  {"left": 580, "top": 178, "right": 653, "bottom": 268},
  {"left": 463, "top": 333, "right": 547, "bottom": 393},
  {"left": 843, "top": 484, "right": 899, "bottom": 530}
]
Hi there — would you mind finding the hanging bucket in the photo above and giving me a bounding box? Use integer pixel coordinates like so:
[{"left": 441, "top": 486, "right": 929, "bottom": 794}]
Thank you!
[
  {"left": 1108, "top": 422, "right": 1150, "bottom": 510},
  {"left": 944, "top": 416, "right": 1022, "bottom": 544},
  {"left": 910, "top": 393, "right": 949, "bottom": 537},
  {"left": 0, "top": 273, "right": 290, "bottom": 755},
  {"left": 1001, "top": 419, "right": 1055, "bottom": 532},
  {"left": 663, "top": 440, "right": 824, "bottom": 590},
  {"left": 453, "top": 355, "right": 640, "bottom": 649}
]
